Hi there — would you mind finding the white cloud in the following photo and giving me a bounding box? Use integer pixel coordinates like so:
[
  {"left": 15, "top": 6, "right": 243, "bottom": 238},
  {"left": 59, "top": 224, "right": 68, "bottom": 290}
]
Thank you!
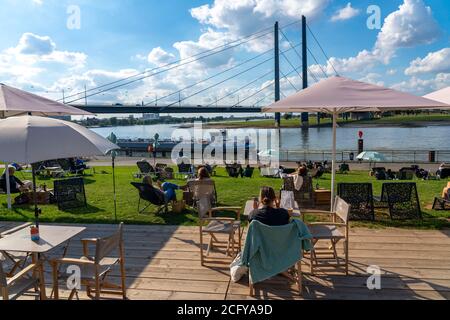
[
  {"left": 373, "top": 0, "right": 440, "bottom": 61},
  {"left": 391, "top": 73, "right": 450, "bottom": 95},
  {"left": 0, "top": 33, "right": 88, "bottom": 95},
  {"left": 359, "top": 73, "right": 385, "bottom": 87},
  {"left": 309, "top": 0, "right": 441, "bottom": 75},
  {"left": 331, "top": 3, "right": 360, "bottom": 22},
  {"left": 191, "top": 0, "right": 328, "bottom": 37},
  {"left": 5, "top": 33, "right": 87, "bottom": 69},
  {"left": 387, "top": 69, "right": 397, "bottom": 75},
  {"left": 147, "top": 47, "right": 176, "bottom": 66},
  {"left": 405, "top": 48, "right": 450, "bottom": 75},
  {"left": 16, "top": 33, "right": 55, "bottom": 55},
  {"left": 32, "top": 0, "right": 43, "bottom": 5}
]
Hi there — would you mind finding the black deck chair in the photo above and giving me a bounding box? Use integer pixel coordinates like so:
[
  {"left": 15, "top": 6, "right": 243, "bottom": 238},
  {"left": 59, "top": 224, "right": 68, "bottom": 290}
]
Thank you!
[
  {"left": 177, "top": 163, "right": 194, "bottom": 179},
  {"left": 337, "top": 183, "right": 375, "bottom": 221},
  {"left": 398, "top": 168, "right": 415, "bottom": 180},
  {"left": 131, "top": 182, "right": 168, "bottom": 214},
  {"left": 432, "top": 197, "right": 450, "bottom": 210},
  {"left": 383, "top": 182, "right": 422, "bottom": 220},
  {"left": 225, "top": 165, "right": 239, "bottom": 178},
  {"left": 437, "top": 168, "right": 450, "bottom": 179},
  {"left": 242, "top": 167, "right": 254, "bottom": 178},
  {"left": 134, "top": 161, "right": 156, "bottom": 179}
]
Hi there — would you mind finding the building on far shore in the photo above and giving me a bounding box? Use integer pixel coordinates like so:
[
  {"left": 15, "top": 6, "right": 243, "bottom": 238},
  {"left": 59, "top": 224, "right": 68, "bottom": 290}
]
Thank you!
[{"left": 142, "top": 113, "right": 160, "bottom": 120}]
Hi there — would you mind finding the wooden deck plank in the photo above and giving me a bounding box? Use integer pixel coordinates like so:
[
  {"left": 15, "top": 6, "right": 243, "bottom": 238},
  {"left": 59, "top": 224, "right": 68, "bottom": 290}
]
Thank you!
[{"left": 1, "top": 222, "right": 448, "bottom": 300}]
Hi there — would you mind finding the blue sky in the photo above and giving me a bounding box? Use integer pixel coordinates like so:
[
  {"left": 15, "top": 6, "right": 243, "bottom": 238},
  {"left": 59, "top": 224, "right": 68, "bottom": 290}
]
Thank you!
[{"left": 0, "top": 0, "right": 449, "bottom": 108}]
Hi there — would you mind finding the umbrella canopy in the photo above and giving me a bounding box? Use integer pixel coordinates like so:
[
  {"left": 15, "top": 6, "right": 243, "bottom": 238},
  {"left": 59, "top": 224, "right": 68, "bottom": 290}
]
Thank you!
[
  {"left": 263, "top": 76, "right": 449, "bottom": 113},
  {"left": 0, "top": 115, "right": 118, "bottom": 224},
  {"left": 262, "top": 76, "right": 450, "bottom": 208},
  {"left": 0, "top": 83, "right": 92, "bottom": 118},
  {"left": 357, "top": 151, "right": 386, "bottom": 162},
  {"left": 424, "top": 86, "right": 450, "bottom": 105},
  {"left": 0, "top": 116, "right": 118, "bottom": 164}
]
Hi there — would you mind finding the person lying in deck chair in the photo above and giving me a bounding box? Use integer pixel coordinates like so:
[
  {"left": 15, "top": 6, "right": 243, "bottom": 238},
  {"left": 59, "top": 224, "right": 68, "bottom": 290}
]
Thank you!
[
  {"left": 248, "top": 187, "right": 292, "bottom": 226},
  {"left": 143, "top": 176, "right": 185, "bottom": 202},
  {"left": 0, "top": 166, "right": 33, "bottom": 194}
]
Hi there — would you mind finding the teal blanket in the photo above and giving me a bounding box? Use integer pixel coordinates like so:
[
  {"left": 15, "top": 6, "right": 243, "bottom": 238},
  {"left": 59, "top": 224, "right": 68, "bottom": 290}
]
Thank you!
[{"left": 240, "top": 219, "right": 312, "bottom": 284}]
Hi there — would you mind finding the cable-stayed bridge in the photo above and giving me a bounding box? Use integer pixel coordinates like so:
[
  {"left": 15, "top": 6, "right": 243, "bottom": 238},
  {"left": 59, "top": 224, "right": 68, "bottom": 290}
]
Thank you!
[{"left": 62, "top": 16, "right": 337, "bottom": 125}]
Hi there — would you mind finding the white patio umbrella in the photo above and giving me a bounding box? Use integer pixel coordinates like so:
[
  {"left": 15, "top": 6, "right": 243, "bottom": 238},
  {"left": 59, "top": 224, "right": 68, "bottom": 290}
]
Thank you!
[
  {"left": 0, "top": 83, "right": 92, "bottom": 118},
  {"left": 356, "top": 151, "right": 387, "bottom": 162},
  {"left": 263, "top": 76, "right": 450, "bottom": 208},
  {"left": 424, "top": 86, "right": 450, "bottom": 105},
  {"left": 1, "top": 83, "right": 94, "bottom": 209},
  {"left": 0, "top": 116, "right": 118, "bottom": 226}
]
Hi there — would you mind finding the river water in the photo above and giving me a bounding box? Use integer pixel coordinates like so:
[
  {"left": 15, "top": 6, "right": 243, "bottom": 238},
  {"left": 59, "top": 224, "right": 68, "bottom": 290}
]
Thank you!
[{"left": 91, "top": 123, "right": 450, "bottom": 151}]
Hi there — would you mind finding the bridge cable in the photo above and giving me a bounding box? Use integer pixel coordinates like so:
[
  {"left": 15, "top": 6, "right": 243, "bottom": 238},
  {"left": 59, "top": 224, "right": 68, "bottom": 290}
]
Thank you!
[
  {"left": 204, "top": 69, "right": 274, "bottom": 107},
  {"left": 162, "top": 57, "right": 274, "bottom": 109},
  {"left": 144, "top": 47, "right": 274, "bottom": 106},
  {"left": 61, "top": 29, "right": 275, "bottom": 102},
  {"left": 161, "top": 43, "right": 301, "bottom": 109},
  {"left": 279, "top": 29, "right": 320, "bottom": 82},
  {"left": 62, "top": 19, "right": 304, "bottom": 103},
  {"left": 306, "top": 23, "right": 339, "bottom": 76},
  {"left": 232, "top": 64, "right": 301, "bottom": 108},
  {"left": 280, "top": 70, "right": 299, "bottom": 92}
]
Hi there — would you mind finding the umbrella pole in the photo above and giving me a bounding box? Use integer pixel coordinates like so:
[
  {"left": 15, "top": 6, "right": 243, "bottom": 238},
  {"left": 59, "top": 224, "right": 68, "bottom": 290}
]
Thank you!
[
  {"left": 32, "top": 164, "right": 40, "bottom": 228},
  {"left": 331, "top": 112, "right": 337, "bottom": 210},
  {"left": 5, "top": 164, "right": 11, "bottom": 210},
  {"left": 112, "top": 156, "right": 117, "bottom": 223}
]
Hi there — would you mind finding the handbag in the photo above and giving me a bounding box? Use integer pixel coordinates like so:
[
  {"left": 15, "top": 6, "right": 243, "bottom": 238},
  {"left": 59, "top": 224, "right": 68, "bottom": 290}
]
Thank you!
[
  {"left": 230, "top": 253, "right": 248, "bottom": 283},
  {"left": 172, "top": 200, "right": 186, "bottom": 214},
  {"left": 14, "top": 193, "right": 30, "bottom": 205}
]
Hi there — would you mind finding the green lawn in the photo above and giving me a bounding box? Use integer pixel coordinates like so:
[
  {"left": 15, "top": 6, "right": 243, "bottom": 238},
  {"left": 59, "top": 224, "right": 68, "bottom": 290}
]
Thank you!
[{"left": 0, "top": 166, "right": 449, "bottom": 229}]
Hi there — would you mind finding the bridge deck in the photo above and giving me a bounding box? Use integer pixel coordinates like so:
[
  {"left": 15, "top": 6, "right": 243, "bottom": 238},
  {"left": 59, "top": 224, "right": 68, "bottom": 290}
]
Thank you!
[{"left": 1, "top": 222, "right": 449, "bottom": 300}]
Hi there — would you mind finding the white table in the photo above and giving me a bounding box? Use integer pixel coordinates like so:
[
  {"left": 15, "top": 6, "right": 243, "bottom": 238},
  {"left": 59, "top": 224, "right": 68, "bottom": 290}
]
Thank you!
[{"left": 0, "top": 225, "right": 86, "bottom": 299}]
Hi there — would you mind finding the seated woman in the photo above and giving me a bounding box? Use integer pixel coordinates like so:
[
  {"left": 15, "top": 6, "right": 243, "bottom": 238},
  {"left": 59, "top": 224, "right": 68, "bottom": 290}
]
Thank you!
[
  {"left": 0, "top": 166, "right": 32, "bottom": 194},
  {"left": 249, "top": 186, "right": 291, "bottom": 226},
  {"left": 287, "top": 165, "right": 307, "bottom": 191},
  {"left": 196, "top": 167, "right": 211, "bottom": 181},
  {"left": 143, "top": 176, "right": 184, "bottom": 202}
]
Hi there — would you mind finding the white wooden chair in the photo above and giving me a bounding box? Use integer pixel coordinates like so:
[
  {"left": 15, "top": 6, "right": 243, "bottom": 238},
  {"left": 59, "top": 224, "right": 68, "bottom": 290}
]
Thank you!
[
  {"left": 199, "top": 207, "right": 242, "bottom": 265},
  {"left": 51, "top": 223, "right": 127, "bottom": 300},
  {"left": 305, "top": 196, "right": 350, "bottom": 275}
]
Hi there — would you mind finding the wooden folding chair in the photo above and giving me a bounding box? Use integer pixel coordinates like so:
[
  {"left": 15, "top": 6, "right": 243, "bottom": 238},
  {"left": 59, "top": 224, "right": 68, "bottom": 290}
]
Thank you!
[
  {"left": 51, "top": 223, "right": 127, "bottom": 300},
  {"left": 0, "top": 259, "right": 41, "bottom": 300},
  {"left": 305, "top": 196, "right": 350, "bottom": 275},
  {"left": 0, "top": 223, "right": 32, "bottom": 277},
  {"left": 199, "top": 207, "right": 242, "bottom": 265}
]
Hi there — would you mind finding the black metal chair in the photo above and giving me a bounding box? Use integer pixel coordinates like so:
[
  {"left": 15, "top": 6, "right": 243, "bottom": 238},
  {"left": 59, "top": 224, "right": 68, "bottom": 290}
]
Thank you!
[
  {"left": 226, "top": 164, "right": 241, "bottom": 178},
  {"left": 177, "top": 163, "right": 195, "bottom": 179},
  {"left": 241, "top": 167, "right": 254, "bottom": 178},
  {"left": 130, "top": 182, "right": 168, "bottom": 214},
  {"left": 383, "top": 182, "right": 422, "bottom": 220},
  {"left": 53, "top": 177, "right": 87, "bottom": 210},
  {"left": 437, "top": 168, "right": 450, "bottom": 179},
  {"left": 432, "top": 197, "right": 450, "bottom": 210},
  {"left": 398, "top": 168, "right": 415, "bottom": 180},
  {"left": 337, "top": 183, "right": 375, "bottom": 221},
  {"left": 281, "top": 176, "right": 314, "bottom": 208},
  {"left": 134, "top": 160, "right": 155, "bottom": 179}
]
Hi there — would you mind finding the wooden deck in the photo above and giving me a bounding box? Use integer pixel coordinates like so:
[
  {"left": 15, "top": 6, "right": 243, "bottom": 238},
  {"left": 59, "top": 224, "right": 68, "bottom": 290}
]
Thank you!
[{"left": 1, "top": 222, "right": 449, "bottom": 300}]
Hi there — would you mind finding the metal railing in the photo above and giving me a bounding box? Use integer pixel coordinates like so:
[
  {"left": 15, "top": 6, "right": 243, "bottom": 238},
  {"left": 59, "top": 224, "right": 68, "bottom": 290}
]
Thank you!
[{"left": 280, "top": 150, "right": 450, "bottom": 163}]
